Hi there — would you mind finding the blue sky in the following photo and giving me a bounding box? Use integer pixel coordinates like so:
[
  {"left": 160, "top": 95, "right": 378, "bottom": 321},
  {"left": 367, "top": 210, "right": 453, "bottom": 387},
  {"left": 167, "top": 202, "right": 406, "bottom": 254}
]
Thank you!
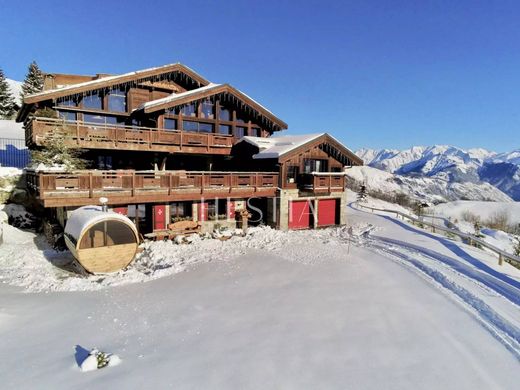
[{"left": 1, "top": 0, "right": 519, "bottom": 152}]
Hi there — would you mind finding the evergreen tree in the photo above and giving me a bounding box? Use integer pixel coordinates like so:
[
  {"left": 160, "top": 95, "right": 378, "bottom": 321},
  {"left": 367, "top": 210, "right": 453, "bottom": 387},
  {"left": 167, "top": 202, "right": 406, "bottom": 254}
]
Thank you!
[
  {"left": 21, "top": 61, "right": 44, "bottom": 98},
  {"left": 357, "top": 184, "right": 367, "bottom": 203},
  {"left": 0, "top": 68, "right": 16, "bottom": 119}
]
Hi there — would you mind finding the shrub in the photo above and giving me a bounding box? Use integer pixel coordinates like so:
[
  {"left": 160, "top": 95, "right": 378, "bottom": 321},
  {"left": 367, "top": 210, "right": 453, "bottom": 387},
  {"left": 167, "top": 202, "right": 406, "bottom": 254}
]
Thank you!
[
  {"left": 483, "top": 210, "right": 509, "bottom": 232},
  {"left": 461, "top": 210, "right": 480, "bottom": 224}
]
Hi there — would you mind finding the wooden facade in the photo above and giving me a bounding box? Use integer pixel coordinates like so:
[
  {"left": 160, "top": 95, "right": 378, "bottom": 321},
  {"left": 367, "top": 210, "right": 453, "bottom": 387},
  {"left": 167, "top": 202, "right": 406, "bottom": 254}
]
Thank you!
[{"left": 17, "top": 63, "right": 362, "bottom": 234}]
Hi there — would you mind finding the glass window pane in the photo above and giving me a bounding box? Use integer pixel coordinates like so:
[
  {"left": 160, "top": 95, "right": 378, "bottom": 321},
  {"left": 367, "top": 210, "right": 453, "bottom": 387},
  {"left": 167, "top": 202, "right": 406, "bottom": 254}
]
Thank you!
[
  {"left": 235, "top": 126, "right": 246, "bottom": 138},
  {"left": 83, "top": 92, "right": 102, "bottom": 109},
  {"left": 83, "top": 114, "right": 105, "bottom": 124},
  {"left": 108, "top": 88, "right": 126, "bottom": 112},
  {"left": 199, "top": 123, "right": 214, "bottom": 133},
  {"left": 57, "top": 97, "right": 76, "bottom": 107},
  {"left": 164, "top": 118, "right": 177, "bottom": 130},
  {"left": 58, "top": 111, "right": 76, "bottom": 121},
  {"left": 183, "top": 120, "right": 198, "bottom": 132},
  {"left": 219, "top": 125, "right": 231, "bottom": 135},
  {"left": 219, "top": 105, "right": 231, "bottom": 121},
  {"left": 181, "top": 103, "right": 196, "bottom": 117},
  {"left": 200, "top": 100, "right": 214, "bottom": 119},
  {"left": 251, "top": 128, "right": 261, "bottom": 137}
]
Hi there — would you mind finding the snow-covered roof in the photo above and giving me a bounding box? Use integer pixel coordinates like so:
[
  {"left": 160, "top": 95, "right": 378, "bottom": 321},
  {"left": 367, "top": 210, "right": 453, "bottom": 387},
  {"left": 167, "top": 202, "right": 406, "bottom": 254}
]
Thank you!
[
  {"left": 23, "top": 63, "right": 209, "bottom": 104},
  {"left": 138, "top": 83, "right": 221, "bottom": 111},
  {"left": 0, "top": 120, "right": 25, "bottom": 140},
  {"left": 241, "top": 133, "right": 325, "bottom": 159},
  {"left": 64, "top": 205, "right": 138, "bottom": 243}
]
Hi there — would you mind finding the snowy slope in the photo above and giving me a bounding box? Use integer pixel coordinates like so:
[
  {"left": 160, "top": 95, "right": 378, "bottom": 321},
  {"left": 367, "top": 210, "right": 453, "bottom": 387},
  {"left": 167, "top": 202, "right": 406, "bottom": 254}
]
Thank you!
[
  {"left": 346, "top": 165, "right": 512, "bottom": 203},
  {"left": 357, "top": 145, "right": 520, "bottom": 200},
  {"left": 2, "top": 199, "right": 520, "bottom": 387}
]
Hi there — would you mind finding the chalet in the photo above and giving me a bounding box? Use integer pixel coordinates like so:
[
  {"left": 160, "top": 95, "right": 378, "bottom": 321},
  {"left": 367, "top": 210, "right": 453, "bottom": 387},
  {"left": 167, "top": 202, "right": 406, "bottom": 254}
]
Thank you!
[{"left": 16, "top": 63, "right": 362, "bottom": 237}]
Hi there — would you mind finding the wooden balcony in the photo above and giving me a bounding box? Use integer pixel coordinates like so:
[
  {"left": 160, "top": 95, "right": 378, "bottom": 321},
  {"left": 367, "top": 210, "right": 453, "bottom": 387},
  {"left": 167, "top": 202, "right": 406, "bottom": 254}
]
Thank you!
[
  {"left": 26, "top": 170, "right": 279, "bottom": 207},
  {"left": 298, "top": 173, "right": 346, "bottom": 194},
  {"left": 25, "top": 117, "right": 234, "bottom": 155}
]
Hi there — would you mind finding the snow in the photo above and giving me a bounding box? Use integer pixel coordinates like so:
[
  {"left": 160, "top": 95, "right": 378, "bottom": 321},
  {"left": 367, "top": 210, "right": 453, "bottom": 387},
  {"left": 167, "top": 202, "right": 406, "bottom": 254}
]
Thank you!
[
  {"left": 432, "top": 200, "right": 520, "bottom": 225},
  {"left": 138, "top": 83, "right": 221, "bottom": 111},
  {"left": 0, "top": 166, "right": 22, "bottom": 177},
  {"left": 64, "top": 205, "right": 137, "bottom": 243},
  {"left": 24, "top": 63, "right": 208, "bottom": 101},
  {"left": 345, "top": 165, "right": 512, "bottom": 203},
  {"left": 6, "top": 79, "right": 22, "bottom": 105},
  {"left": 3, "top": 192, "right": 520, "bottom": 387},
  {"left": 0, "top": 120, "right": 24, "bottom": 139},
  {"left": 241, "top": 133, "right": 324, "bottom": 159}
]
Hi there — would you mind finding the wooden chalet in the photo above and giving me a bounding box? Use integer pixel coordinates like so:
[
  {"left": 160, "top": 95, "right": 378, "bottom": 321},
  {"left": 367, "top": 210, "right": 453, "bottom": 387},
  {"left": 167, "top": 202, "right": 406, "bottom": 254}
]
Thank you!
[{"left": 17, "top": 63, "right": 362, "bottom": 235}]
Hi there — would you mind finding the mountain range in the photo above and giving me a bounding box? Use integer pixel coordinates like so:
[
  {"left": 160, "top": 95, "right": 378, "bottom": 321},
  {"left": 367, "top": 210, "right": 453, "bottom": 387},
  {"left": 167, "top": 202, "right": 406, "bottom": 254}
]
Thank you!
[{"left": 355, "top": 145, "right": 520, "bottom": 202}]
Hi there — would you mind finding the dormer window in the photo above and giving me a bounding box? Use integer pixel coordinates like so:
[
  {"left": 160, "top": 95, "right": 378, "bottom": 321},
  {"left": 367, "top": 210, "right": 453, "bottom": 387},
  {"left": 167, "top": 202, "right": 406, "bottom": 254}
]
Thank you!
[{"left": 108, "top": 87, "right": 126, "bottom": 112}]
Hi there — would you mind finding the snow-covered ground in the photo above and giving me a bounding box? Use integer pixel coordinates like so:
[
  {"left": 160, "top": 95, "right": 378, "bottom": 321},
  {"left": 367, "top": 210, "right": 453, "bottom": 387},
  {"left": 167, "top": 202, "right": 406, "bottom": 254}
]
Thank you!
[
  {"left": 431, "top": 200, "right": 520, "bottom": 224},
  {"left": 1, "top": 194, "right": 520, "bottom": 388}
]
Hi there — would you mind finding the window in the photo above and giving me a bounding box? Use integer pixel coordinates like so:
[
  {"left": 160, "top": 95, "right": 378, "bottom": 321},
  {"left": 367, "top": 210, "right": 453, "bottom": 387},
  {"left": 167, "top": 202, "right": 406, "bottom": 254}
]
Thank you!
[
  {"left": 219, "top": 104, "right": 231, "bottom": 121},
  {"left": 286, "top": 165, "right": 299, "bottom": 184},
  {"left": 183, "top": 121, "right": 214, "bottom": 133},
  {"left": 108, "top": 87, "right": 126, "bottom": 112},
  {"left": 251, "top": 127, "right": 261, "bottom": 137},
  {"left": 181, "top": 103, "right": 196, "bottom": 117},
  {"left": 164, "top": 118, "right": 177, "bottom": 130},
  {"left": 57, "top": 97, "right": 76, "bottom": 107},
  {"left": 219, "top": 124, "right": 231, "bottom": 135},
  {"left": 58, "top": 111, "right": 76, "bottom": 121},
  {"left": 235, "top": 113, "right": 245, "bottom": 124},
  {"left": 170, "top": 202, "right": 192, "bottom": 220},
  {"left": 83, "top": 114, "right": 125, "bottom": 126},
  {"left": 97, "top": 155, "right": 113, "bottom": 169},
  {"left": 200, "top": 100, "right": 214, "bottom": 119},
  {"left": 83, "top": 91, "right": 102, "bottom": 110},
  {"left": 304, "top": 159, "right": 328, "bottom": 173},
  {"left": 235, "top": 126, "right": 246, "bottom": 138}
]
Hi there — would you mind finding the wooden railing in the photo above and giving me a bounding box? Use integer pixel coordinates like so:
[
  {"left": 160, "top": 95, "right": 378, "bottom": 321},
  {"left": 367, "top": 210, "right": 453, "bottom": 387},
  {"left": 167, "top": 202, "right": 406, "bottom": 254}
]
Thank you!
[
  {"left": 298, "top": 173, "right": 346, "bottom": 194},
  {"left": 25, "top": 169, "right": 279, "bottom": 207},
  {"left": 26, "top": 117, "right": 234, "bottom": 155}
]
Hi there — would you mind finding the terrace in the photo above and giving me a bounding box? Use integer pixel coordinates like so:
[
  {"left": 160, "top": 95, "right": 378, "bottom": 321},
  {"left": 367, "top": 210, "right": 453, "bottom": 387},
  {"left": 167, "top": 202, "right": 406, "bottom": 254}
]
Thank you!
[{"left": 26, "top": 170, "right": 279, "bottom": 207}]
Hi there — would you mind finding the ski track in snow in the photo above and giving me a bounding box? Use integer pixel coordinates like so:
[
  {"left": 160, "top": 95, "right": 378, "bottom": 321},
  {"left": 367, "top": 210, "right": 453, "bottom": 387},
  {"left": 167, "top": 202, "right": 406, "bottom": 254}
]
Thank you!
[{"left": 365, "top": 237, "right": 520, "bottom": 360}]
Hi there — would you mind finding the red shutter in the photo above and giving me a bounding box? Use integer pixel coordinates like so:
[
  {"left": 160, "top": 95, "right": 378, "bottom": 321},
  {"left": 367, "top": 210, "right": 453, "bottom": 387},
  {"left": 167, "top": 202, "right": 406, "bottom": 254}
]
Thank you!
[
  {"left": 227, "top": 201, "right": 235, "bottom": 220},
  {"left": 198, "top": 202, "right": 208, "bottom": 222},
  {"left": 318, "top": 199, "right": 338, "bottom": 226},
  {"left": 289, "top": 200, "right": 311, "bottom": 230},
  {"left": 113, "top": 206, "right": 127, "bottom": 216},
  {"left": 153, "top": 205, "right": 167, "bottom": 230}
]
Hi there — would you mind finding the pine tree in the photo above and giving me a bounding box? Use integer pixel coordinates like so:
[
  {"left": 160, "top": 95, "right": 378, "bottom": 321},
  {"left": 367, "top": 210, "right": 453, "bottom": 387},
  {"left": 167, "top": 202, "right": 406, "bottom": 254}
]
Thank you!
[
  {"left": 21, "top": 61, "right": 44, "bottom": 98},
  {"left": 0, "top": 68, "right": 16, "bottom": 119},
  {"left": 357, "top": 184, "right": 367, "bottom": 203}
]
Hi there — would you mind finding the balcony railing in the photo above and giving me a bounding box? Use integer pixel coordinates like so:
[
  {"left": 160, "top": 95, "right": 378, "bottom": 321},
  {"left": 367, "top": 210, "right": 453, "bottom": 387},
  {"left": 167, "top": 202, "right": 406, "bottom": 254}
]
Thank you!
[
  {"left": 26, "top": 169, "right": 279, "bottom": 207},
  {"left": 298, "top": 173, "right": 346, "bottom": 194},
  {"left": 26, "top": 117, "right": 234, "bottom": 155}
]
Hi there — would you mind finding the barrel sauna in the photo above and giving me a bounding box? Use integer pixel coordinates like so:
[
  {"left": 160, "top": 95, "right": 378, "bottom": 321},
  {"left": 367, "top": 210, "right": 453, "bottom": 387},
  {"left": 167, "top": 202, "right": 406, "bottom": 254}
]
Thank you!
[{"left": 64, "top": 206, "right": 139, "bottom": 273}]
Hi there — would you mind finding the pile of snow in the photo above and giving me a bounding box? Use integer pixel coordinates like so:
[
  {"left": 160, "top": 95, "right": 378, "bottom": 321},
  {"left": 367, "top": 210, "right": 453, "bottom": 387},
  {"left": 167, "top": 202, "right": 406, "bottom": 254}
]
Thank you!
[
  {"left": 0, "top": 223, "right": 372, "bottom": 292},
  {"left": 357, "top": 145, "right": 520, "bottom": 200},
  {"left": 345, "top": 165, "right": 511, "bottom": 203}
]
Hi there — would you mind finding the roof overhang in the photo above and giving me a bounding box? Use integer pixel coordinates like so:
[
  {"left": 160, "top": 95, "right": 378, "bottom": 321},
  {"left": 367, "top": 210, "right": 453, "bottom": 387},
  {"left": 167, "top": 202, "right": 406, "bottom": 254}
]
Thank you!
[{"left": 139, "top": 83, "right": 288, "bottom": 131}]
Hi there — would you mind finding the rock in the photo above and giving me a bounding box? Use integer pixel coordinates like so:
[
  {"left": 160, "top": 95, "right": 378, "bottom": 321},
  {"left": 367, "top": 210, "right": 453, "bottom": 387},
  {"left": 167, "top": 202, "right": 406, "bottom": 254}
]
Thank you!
[
  {"left": 174, "top": 235, "right": 185, "bottom": 245},
  {"left": 9, "top": 188, "right": 28, "bottom": 204}
]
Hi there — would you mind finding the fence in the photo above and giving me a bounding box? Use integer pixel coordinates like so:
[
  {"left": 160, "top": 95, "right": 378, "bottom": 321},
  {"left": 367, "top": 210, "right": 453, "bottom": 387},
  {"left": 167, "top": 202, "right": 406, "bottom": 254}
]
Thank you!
[
  {"left": 0, "top": 138, "right": 30, "bottom": 169},
  {"left": 355, "top": 202, "right": 520, "bottom": 268}
]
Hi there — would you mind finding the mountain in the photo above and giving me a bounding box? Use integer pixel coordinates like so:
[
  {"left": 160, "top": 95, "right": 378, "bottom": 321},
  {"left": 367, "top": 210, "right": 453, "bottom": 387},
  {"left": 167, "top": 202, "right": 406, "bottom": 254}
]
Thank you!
[{"left": 355, "top": 145, "right": 520, "bottom": 202}]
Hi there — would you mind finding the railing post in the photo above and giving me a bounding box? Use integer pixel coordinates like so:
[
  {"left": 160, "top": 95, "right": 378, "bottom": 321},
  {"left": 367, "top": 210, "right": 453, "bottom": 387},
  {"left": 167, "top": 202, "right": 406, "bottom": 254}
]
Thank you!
[
  {"left": 88, "top": 172, "right": 93, "bottom": 199},
  {"left": 131, "top": 171, "right": 135, "bottom": 198},
  {"left": 499, "top": 254, "right": 503, "bottom": 266},
  {"left": 168, "top": 172, "right": 172, "bottom": 196}
]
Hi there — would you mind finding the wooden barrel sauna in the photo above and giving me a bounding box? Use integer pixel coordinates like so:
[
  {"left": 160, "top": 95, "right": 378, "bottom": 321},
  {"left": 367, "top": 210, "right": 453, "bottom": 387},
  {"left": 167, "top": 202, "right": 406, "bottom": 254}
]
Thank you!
[{"left": 64, "top": 206, "right": 139, "bottom": 273}]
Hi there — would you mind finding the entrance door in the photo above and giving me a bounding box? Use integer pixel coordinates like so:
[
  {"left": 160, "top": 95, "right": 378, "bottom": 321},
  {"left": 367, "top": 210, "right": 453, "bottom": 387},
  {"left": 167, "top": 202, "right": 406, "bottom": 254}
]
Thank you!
[
  {"left": 318, "top": 199, "right": 338, "bottom": 227},
  {"left": 289, "top": 200, "right": 312, "bottom": 229}
]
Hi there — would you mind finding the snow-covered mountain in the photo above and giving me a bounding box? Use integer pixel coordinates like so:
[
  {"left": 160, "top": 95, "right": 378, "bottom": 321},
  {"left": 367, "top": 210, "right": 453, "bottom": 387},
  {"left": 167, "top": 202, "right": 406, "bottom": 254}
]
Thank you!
[{"left": 355, "top": 145, "right": 520, "bottom": 201}]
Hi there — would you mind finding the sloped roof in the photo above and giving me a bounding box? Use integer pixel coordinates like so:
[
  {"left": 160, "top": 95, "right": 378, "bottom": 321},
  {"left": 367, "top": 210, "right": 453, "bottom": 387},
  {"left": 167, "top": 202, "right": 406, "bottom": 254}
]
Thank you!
[
  {"left": 240, "top": 133, "right": 363, "bottom": 166},
  {"left": 242, "top": 133, "right": 325, "bottom": 159},
  {"left": 139, "top": 83, "right": 288, "bottom": 130},
  {"left": 23, "top": 63, "right": 209, "bottom": 105}
]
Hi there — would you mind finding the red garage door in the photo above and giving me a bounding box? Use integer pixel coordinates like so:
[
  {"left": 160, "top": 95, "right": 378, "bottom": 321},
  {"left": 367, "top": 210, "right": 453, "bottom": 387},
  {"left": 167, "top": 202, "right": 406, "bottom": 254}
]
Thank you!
[
  {"left": 318, "top": 199, "right": 338, "bottom": 227},
  {"left": 289, "top": 200, "right": 312, "bottom": 230}
]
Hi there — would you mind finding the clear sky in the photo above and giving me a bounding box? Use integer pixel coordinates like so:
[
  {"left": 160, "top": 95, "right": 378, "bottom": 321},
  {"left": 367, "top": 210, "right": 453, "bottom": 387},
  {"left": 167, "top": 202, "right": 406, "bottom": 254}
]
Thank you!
[{"left": 1, "top": 0, "right": 518, "bottom": 152}]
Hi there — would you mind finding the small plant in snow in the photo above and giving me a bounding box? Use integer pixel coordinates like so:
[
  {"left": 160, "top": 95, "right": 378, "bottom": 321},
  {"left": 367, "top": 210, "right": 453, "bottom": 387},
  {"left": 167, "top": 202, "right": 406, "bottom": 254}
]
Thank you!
[
  {"left": 514, "top": 238, "right": 520, "bottom": 257},
  {"left": 80, "top": 348, "right": 121, "bottom": 372},
  {"left": 357, "top": 184, "right": 367, "bottom": 203}
]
